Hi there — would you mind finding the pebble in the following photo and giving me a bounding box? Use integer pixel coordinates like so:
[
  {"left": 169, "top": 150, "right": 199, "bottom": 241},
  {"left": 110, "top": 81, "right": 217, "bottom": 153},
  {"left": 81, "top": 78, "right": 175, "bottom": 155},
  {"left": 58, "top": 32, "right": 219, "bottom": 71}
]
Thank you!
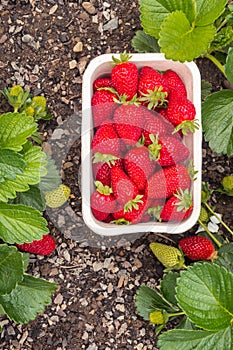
[
  {"left": 103, "top": 17, "right": 118, "bottom": 31},
  {"left": 69, "top": 59, "right": 77, "bottom": 69},
  {"left": 49, "top": 4, "right": 58, "bottom": 14},
  {"left": 73, "top": 41, "right": 83, "bottom": 52},
  {"left": 22, "top": 34, "right": 34, "bottom": 43},
  {"left": 0, "top": 34, "right": 8, "bottom": 44},
  {"left": 82, "top": 2, "right": 97, "bottom": 15}
]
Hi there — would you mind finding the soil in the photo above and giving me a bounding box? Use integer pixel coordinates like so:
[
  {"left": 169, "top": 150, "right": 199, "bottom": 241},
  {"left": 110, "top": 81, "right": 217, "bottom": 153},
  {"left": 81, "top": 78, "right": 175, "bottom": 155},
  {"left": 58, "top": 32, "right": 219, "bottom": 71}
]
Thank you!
[{"left": 0, "top": 1, "right": 232, "bottom": 350}]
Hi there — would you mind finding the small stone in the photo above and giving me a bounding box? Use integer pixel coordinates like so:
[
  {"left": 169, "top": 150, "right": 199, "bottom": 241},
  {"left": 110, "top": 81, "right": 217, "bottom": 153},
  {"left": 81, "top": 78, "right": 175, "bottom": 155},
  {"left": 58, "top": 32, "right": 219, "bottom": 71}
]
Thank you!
[
  {"left": 115, "top": 304, "right": 125, "bottom": 312},
  {"left": 77, "top": 59, "right": 87, "bottom": 74},
  {"left": 82, "top": 2, "right": 97, "bottom": 15},
  {"left": 69, "top": 60, "right": 77, "bottom": 69},
  {"left": 54, "top": 293, "right": 63, "bottom": 305},
  {"left": 22, "top": 34, "right": 34, "bottom": 43},
  {"left": 93, "top": 261, "right": 103, "bottom": 272},
  {"left": 0, "top": 34, "right": 8, "bottom": 44},
  {"left": 103, "top": 17, "right": 118, "bottom": 31},
  {"left": 73, "top": 42, "right": 83, "bottom": 53},
  {"left": 49, "top": 4, "right": 58, "bottom": 14}
]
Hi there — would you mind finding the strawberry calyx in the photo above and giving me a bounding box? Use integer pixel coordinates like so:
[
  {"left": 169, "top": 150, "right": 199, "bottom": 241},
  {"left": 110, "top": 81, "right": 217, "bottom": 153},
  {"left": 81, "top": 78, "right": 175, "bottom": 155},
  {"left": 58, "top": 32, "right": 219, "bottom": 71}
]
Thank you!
[
  {"left": 173, "top": 119, "right": 199, "bottom": 135},
  {"left": 147, "top": 134, "right": 162, "bottom": 161},
  {"left": 111, "top": 50, "right": 132, "bottom": 66},
  {"left": 146, "top": 205, "right": 162, "bottom": 221},
  {"left": 93, "top": 152, "right": 119, "bottom": 166},
  {"left": 95, "top": 181, "right": 113, "bottom": 196},
  {"left": 187, "top": 160, "right": 198, "bottom": 181},
  {"left": 174, "top": 188, "right": 192, "bottom": 212},
  {"left": 138, "top": 86, "right": 168, "bottom": 109},
  {"left": 110, "top": 218, "right": 131, "bottom": 225},
  {"left": 124, "top": 194, "right": 144, "bottom": 213},
  {"left": 114, "top": 93, "right": 141, "bottom": 106}
]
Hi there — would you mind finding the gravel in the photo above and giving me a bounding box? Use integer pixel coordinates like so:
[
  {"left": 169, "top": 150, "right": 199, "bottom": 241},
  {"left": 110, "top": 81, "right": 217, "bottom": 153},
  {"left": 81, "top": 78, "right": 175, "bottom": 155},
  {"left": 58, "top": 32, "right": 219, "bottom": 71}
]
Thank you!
[{"left": 0, "top": 1, "right": 232, "bottom": 349}]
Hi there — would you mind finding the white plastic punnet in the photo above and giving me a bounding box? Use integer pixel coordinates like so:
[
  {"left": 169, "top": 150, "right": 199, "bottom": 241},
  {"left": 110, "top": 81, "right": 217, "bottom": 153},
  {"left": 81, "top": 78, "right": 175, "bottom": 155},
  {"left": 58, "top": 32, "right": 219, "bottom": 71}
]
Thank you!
[{"left": 81, "top": 53, "right": 202, "bottom": 235}]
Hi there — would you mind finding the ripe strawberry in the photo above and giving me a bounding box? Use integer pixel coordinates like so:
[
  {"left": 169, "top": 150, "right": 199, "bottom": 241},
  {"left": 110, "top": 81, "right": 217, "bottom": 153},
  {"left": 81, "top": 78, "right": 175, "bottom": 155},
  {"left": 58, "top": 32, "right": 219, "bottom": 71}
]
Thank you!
[
  {"left": 148, "top": 135, "right": 190, "bottom": 166},
  {"left": 111, "top": 166, "right": 139, "bottom": 205},
  {"left": 91, "top": 181, "right": 116, "bottom": 221},
  {"left": 163, "top": 70, "right": 187, "bottom": 97},
  {"left": 16, "top": 234, "right": 56, "bottom": 256},
  {"left": 93, "top": 77, "right": 112, "bottom": 91},
  {"left": 138, "top": 66, "right": 169, "bottom": 108},
  {"left": 179, "top": 236, "right": 216, "bottom": 261},
  {"left": 147, "top": 164, "right": 191, "bottom": 199},
  {"left": 113, "top": 104, "right": 145, "bottom": 146},
  {"left": 149, "top": 242, "right": 185, "bottom": 270},
  {"left": 166, "top": 92, "right": 197, "bottom": 134},
  {"left": 45, "top": 184, "right": 70, "bottom": 208},
  {"left": 93, "top": 154, "right": 123, "bottom": 187},
  {"left": 124, "top": 145, "right": 155, "bottom": 191},
  {"left": 142, "top": 112, "right": 168, "bottom": 146},
  {"left": 111, "top": 51, "right": 138, "bottom": 100},
  {"left": 91, "top": 122, "right": 121, "bottom": 157},
  {"left": 91, "top": 89, "right": 118, "bottom": 127},
  {"left": 160, "top": 189, "right": 193, "bottom": 222},
  {"left": 112, "top": 194, "right": 147, "bottom": 224}
]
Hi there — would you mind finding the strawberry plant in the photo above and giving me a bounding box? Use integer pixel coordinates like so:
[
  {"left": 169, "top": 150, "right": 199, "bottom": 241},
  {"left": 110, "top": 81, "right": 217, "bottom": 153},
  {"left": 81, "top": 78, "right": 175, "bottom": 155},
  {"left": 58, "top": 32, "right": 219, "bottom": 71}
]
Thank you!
[
  {"left": 0, "top": 86, "right": 70, "bottom": 329},
  {"left": 132, "top": 0, "right": 233, "bottom": 155},
  {"left": 135, "top": 180, "right": 233, "bottom": 349}
]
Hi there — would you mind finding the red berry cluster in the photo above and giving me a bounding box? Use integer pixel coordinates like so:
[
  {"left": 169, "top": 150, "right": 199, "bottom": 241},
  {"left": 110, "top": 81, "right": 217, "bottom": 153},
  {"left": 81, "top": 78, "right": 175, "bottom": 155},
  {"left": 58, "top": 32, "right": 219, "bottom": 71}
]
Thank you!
[{"left": 90, "top": 53, "right": 196, "bottom": 225}]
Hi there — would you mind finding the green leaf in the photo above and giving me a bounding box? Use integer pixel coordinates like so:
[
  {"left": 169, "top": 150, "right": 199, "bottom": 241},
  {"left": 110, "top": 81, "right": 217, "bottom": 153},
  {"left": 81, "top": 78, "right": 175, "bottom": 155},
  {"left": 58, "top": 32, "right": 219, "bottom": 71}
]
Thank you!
[
  {"left": 160, "top": 271, "right": 179, "bottom": 306},
  {"left": 13, "top": 185, "right": 46, "bottom": 212},
  {"left": 0, "top": 149, "right": 25, "bottom": 182},
  {"left": 135, "top": 285, "right": 173, "bottom": 321},
  {"left": 202, "top": 90, "right": 233, "bottom": 155},
  {"left": 195, "top": 0, "right": 228, "bottom": 26},
  {"left": 218, "top": 242, "right": 233, "bottom": 254},
  {"left": 0, "top": 274, "right": 57, "bottom": 324},
  {"left": 139, "top": 0, "right": 195, "bottom": 38},
  {"left": 39, "top": 155, "right": 61, "bottom": 192},
  {"left": 22, "top": 253, "right": 30, "bottom": 271},
  {"left": 0, "top": 203, "right": 49, "bottom": 244},
  {"left": 159, "top": 11, "right": 216, "bottom": 62},
  {"left": 215, "top": 253, "right": 233, "bottom": 273},
  {"left": 158, "top": 327, "right": 233, "bottom": 350},
  {"left": 176, "top": 316, "right": 199, "bottom": 330},
  {"left": 176, "top": 263, "right": 233, "bottom": 331},
  {"left": 132, "top": 30, "right": 160, "bottom": 53},
  {"left": 0, "top": 142, "right": 48, "bottom": 202},
  {"left": 210, "top": 26, "right": 233, "bottom": 53},
  {"left": 0, "top": 112, "right": 37, "bottom": 151},
  {"left": 0, "top": 244, "right": 24, "bottom": 295},
  {"left": 225, "top": 47, "right": 233, "bottom": 84},
  {"left": 201, "top": 80, "right": 212, "bottom": 101}
]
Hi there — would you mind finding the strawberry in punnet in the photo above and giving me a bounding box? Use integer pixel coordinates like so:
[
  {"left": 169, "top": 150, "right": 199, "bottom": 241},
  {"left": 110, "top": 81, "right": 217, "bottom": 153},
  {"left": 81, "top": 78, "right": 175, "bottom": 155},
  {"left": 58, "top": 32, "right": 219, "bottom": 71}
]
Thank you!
[
  {"left": 148, "top": 135, "right": 190, "bottom": 166},
  {"left": 111, "top": 51, "right": 138, "bottom": 100},
  {"left": 91, "top": 181, "right": 116, "bottom": 221},
  {"left": 138, "top": 66, "right": 169, "bottom": 109},
  {"left": 16, "top": 234, "right": 56, "bottom": 256},
  {"left": 160, "top": 189, "right": 193, "bottom": 222},
  {"left": 91, "top": 88, "right": 118, "bottom": 127},
  {"left": 166, "top": 92, "right": 198, "bottom": 135},
  {"left": 147, "top": 164, "right": 191, "bottom": 199},
  {"left": 124, "top": 145, "right": 156, "bottom": 191},
  {"left": 179, "top": 235, "right": 216, "bottom": 261},
  {"left": 113, "top": 104, "right": 145, "bottom": 146},
  {"left": 91, "top": 122, "right": 121, "bottom": 157},
  {"left": 163, "top": 70, "right": 187, "bottom": 98},
  {"left": 93, "top": 77, "right": 112, "bottom": 91},
  {"left": 110, "top": 166, "right": 139, "bottom": 205},
  {"left": 112, "top": 194, "right": 148, "bottom": 224},
  {"left": 142, "top": 112, "right": 168, "bottom": 146},
  {"left": 93, "top": 154, "right": 123, "bottom": 187}
]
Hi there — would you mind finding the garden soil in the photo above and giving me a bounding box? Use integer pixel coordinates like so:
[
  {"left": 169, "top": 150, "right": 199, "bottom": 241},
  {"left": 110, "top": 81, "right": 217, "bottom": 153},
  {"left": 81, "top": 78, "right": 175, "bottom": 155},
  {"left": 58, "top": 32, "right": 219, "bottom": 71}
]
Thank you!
[{"left": 0, "top": 1, "right": 232, "bottom": 350}]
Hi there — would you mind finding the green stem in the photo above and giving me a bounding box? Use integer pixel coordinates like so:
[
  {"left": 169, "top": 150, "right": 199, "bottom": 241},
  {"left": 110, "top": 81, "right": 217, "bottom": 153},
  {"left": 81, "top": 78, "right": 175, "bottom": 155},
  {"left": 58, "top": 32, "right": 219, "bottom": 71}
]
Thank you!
[
  {"left": 204, "top": 54, "right": 226, "bottom": 78},
  {"left": 168, "top": 311, "right": 185, "bottom": 318},
  {"left": 204, "top": 202, "right": 233, "bottom": 236},
  {"left": 198, "top": 220, "right": 222, "bottom": 248}
]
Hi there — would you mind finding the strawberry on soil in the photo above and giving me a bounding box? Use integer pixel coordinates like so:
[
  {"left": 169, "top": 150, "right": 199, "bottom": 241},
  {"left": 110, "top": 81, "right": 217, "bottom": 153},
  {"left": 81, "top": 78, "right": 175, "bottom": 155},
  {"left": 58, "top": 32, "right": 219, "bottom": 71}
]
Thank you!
[{"left": 90, "top": 52, "right": 197, "bottom": 225}]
